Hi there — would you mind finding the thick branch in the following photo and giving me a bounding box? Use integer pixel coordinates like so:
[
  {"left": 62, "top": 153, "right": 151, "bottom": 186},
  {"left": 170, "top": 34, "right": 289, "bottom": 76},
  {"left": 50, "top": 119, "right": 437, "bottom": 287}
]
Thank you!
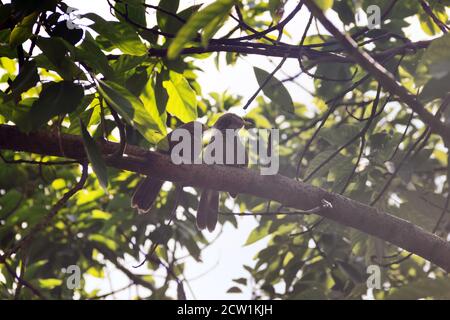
[{"left": 1, "top": 124, "right": 450, "bottom": 272}]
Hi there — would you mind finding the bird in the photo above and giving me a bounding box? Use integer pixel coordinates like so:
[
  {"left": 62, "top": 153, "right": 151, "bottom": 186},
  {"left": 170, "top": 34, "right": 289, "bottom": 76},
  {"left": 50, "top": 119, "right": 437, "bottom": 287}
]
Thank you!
[
  {"left": 196, "top": 113, "right": 249, "bottom": 232},
  {"left": 131, "top": 121, "right": 204, "bottom": 214}
]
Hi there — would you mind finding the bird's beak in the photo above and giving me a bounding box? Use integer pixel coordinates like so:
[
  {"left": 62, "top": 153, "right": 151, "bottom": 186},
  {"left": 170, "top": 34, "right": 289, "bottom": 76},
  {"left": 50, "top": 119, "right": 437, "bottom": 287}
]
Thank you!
[{"left": 243, "top": 119, "right": 254, "bottom": 129}]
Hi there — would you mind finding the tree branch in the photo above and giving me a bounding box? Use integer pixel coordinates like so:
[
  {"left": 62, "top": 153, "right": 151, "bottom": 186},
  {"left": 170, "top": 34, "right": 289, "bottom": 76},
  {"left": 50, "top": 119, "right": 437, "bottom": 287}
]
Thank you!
[
  {"left": 144, "top": 40, "right": 433, "bottom": 65},
  {"left": 1, "top": 124, "right": 450, "bottom": 271}
]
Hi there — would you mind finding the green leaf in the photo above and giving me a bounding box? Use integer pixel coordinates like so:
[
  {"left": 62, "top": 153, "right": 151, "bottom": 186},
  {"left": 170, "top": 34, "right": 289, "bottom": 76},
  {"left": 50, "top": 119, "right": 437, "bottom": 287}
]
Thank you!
[
  {"left": 387, "top": 278, "right": 450, "bottom": 300},
  {"left": 0, "top": 189, "right": 22, "bottom": 219},
  {"left": 314, "top": 62, "right": 352, "bottom": 100},
  {"left": 28, "top": 81, "right": 84, "bottom": 130},
  {"left": 395, "top": 190, "right": 444, "bottom": 231},
  {"left": 253, "top": 67, "right": 294, "bottom": 114},
  {"left": 268, "top": 0, "right": 285, "bottom": 23},
  {"left": 8, "top": 60, "right": 39, "bottom": 100},
  {"left": 314, "top": 0, "right": 334, "bottom": 11},
  {"left": 417, "top": 33, "right": 450, "bottom": 80},
  {"left": 155, "top": 72, "right": 169, "bottom": 115},
  {"left": 36, "top": 36, "right": 84, "bottom": 80},
  {"left": 139, "top": 77, "right": 168, "bottom": 138},
  {"left": 336, "top": 260, "right": 365, "bottom": 283},
  {"left": 74, "top": 32, "right": 115, "bottom": 80},
  {"left": 167, "top": 0, "right": 236, "bottom": 59},
  {"left": 0, "top": 57, "right": 16, "bottom": 75},
  {"left": 149, "top": 225, "right": 173, "bottom": 245},
  {"left": 23, "top": 260, "right": 48, "bottom": 280},
  {"left": 38, "top": 278, "right": 62, "bottom": 289},
  {"left": 319, "top": 124, "right": 362, "bottom": 146},
  {"left": 87, "top": 266, "right": 104, "bottom": 278},
  {"left": 80, "top": 119, "right": 108, "bottom": 191},
  {"left": 304, "top": 149, "right": 343, "bottom": 180},
  {"left": 51, "top": 178, "right": 66, "bottom": 190},
  {"left": 418, "top": 6, "right": 448, "bottom": 36},
  {"left": 201, "top": 15, "right": 225, "bottom": 46},
  {"left": 97, "top": 80, "right": 166, "bottom": 143},
  {"left": 88, "top": 234, "right": 117, "bottom": 251},
  {"left": 115, "top": 0, "right": 146, "bottom": 27},
  {"left": 111, "top": 54, "right": 146, "bottom": 75},
  {"left": 85, "top": 13, "right": 147, "bottom": 56},
  {"left": 126, "top": 67, "right": 149, "bottom": 96},
  {"left": 157, "top": 0, "right": 180, "bottom": 34},
  {"left": 330, "top": 156, "right": 355, "bottom": 192},
  {"left": 91, "top": 209, "right": 112, "bottom": 220},
  {"left": 163, "top": 71, "right": 198, "bottom": 123},
  {"left": 9, "top": 13, "right": 37, "bottom": 47},
  {"left": 333, "top": 0, "right": 355, "bottom": 25},
  {"left": 420, "top": 73, "right": 450, "bottom": 103},
  {"left": 0, "top": 97, "right": 34, "bottom": 130},
  {"left": 245, "top": 221, "right": 272, "bottom": 246}
]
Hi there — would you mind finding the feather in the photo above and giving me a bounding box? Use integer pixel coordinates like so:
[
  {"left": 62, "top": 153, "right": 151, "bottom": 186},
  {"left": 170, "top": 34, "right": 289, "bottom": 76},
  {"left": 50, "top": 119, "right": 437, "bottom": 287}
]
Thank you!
[{"left": 131, "top": 177, "right": 164, "bottom": 214}]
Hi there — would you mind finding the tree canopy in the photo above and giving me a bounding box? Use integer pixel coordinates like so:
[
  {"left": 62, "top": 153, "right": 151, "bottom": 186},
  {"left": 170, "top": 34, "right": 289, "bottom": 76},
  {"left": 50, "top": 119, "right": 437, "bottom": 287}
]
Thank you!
[{"left": 0, "top": 0, "right": 450, "bottom": 300}]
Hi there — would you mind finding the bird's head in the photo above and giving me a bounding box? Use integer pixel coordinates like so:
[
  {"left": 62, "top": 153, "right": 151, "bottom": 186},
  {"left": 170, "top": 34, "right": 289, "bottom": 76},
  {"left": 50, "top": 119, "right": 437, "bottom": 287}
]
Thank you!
[{"left": 213, "top": 113, "right": 252, "bottom": 130}]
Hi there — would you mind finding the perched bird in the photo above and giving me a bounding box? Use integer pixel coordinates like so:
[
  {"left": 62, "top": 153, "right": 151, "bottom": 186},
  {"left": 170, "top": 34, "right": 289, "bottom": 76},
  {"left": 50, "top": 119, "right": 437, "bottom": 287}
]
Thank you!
[
  {"left": 131, "top": 121, "right": 203, "bottom": 214},
  {"left": 196, "top": 113, "right": 249, "bottom": 232}
]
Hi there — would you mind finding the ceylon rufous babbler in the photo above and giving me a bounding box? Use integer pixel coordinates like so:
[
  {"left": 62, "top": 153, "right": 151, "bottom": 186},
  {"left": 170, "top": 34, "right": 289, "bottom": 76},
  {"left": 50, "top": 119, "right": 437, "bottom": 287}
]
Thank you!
[{"left": 131, "top": 114, "right": 250, "bottom": 233}]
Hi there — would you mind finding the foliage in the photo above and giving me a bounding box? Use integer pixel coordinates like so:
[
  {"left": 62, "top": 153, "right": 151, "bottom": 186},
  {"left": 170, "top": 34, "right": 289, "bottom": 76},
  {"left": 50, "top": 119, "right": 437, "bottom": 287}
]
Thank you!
[{"left": 0, "top": 0, "right": 449, "bottom": 300}]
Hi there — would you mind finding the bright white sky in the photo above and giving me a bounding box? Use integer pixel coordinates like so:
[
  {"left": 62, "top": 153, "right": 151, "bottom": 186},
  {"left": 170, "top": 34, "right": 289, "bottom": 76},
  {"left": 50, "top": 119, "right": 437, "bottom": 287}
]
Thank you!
[{"left": 59, "top": 0, "right": 430, "bottom": 300}]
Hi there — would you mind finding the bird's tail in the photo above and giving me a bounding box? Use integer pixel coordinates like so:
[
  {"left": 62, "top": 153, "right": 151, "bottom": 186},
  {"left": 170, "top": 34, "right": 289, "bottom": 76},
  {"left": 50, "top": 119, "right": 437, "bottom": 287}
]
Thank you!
[
  {"left": 196, "top": 189, "right": 219, "bottom": 232},
  {"left": 131, "top": 177, "right": 164, "bottom": 214}
]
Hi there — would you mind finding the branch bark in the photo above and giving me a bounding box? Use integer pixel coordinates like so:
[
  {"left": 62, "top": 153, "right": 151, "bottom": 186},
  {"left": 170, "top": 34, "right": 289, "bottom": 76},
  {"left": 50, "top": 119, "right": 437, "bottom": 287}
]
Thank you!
[{"left": 1, "top": 124, "right": 450, "bottom": 272}]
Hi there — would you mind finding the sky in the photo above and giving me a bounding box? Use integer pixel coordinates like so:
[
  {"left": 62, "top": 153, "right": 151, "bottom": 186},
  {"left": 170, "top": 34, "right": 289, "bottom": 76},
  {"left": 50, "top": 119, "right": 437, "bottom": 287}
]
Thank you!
[{"left": 54, "top": 0, "right": 431, "bottom": 300}]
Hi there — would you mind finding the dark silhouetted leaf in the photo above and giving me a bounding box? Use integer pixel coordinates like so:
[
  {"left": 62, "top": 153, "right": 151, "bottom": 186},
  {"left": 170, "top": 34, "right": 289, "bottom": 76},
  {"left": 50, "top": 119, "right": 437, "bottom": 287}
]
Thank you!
[
  {"left": 227, "top": 286, "right": 242, "bottom": 293},
  {"left": 28, "top": 81, "right": 84, "bottom": 130},
  {"left": 8, "top": 60, "right": 39, "bottom": 99},
  {"left": 49, "top": 21, "right": 83, "bottom": 45},
  {"left": 157, "top": 0, "right": 180, "bottom": 34},
  {"left": 9, "top": 13, "right": 37, "bottom": 47}
]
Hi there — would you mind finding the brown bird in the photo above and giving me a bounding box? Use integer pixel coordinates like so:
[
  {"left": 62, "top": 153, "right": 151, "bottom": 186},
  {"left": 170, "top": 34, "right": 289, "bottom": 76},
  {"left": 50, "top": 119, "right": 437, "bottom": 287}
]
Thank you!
[
  {"left": 131, "top": 121, "right": 204, "bottom": 214},
  {"left": 196, "top": 113, "right": 249, "bottom": 232}
]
